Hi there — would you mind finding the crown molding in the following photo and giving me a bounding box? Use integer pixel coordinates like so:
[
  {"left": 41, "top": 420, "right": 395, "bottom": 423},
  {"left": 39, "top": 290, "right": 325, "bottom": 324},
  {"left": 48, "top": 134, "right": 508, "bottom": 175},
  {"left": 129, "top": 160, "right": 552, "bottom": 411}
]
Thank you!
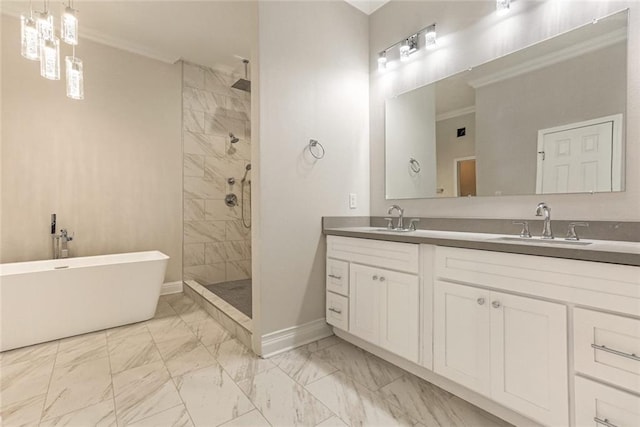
[
  {"left": 436, "top": 106, "right": 476, "bottom": 122},
  {"left": 468, "top": 28, "right": 626, "bottom": 89}
]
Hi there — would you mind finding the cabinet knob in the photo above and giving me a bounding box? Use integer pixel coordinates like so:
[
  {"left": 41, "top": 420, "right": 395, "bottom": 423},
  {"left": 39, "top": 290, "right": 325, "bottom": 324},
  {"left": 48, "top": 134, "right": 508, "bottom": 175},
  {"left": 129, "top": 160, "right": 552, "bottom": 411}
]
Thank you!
[
  {"left": 379, "top": 276, "right": 386, "bottom": 282},
  {"left": 477, "top": 298, "right": 485, "bottom": 305},
  {"left": 373, "top": 275, "right": 379, "bottom": 281},
  {"left": 492, "top": 301, "right": 501, "bottom": 308}
]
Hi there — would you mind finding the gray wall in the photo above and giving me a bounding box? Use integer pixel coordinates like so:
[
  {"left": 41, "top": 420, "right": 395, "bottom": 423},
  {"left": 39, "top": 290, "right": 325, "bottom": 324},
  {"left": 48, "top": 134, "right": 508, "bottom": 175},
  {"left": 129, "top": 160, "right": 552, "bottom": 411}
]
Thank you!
[
  {"left": 370, "top": 1, "right": 640, "bottom": 221},
  {"left": 475, "top": 42, "right": 627, "bottom": 196},
  {"left": 1, "top": 15, "right": 183, "bottom": 281},
  {"left": 255, "top": 1, "right": 370, "bottom": 337}
]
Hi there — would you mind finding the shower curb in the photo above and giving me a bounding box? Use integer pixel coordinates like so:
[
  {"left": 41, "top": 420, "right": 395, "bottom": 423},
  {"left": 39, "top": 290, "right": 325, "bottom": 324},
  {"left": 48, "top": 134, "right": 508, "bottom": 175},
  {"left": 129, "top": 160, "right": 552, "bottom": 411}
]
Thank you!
[{"left": 183, "top": 280, "right": 252, "bottom": 349}]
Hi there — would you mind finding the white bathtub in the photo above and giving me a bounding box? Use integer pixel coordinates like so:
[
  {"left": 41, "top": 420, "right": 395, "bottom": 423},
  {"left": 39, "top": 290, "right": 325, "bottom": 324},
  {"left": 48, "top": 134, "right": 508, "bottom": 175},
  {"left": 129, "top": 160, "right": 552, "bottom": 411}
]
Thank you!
[{"left": 0, "top": 251, "right": 169, "bottom": 352}]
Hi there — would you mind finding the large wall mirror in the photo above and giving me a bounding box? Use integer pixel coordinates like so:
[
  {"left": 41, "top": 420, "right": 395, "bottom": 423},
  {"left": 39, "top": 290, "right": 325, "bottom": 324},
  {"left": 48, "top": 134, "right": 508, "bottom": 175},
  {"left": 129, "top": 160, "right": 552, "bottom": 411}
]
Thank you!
[{"left": 385, "top": 9, "right": 628, "bottom": 199}]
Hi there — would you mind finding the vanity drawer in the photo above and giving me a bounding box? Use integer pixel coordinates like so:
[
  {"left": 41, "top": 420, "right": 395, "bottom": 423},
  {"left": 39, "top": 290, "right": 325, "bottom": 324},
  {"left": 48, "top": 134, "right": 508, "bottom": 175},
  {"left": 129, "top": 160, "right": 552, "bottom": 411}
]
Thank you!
[
  {"left": 326, "top": 292, "right": 349, "bottom": 330},
  {"left": 326, "top": 259, "right": 349, "bottom": 296},
  {"left": 327, "top": 236, "right": 419, "bottom": 274},
  {"left": 574, "top": 308, "right": 640, "bottom": 393},
  {"left": 575, "top": 376, "right": 640, "bottom": 427}
]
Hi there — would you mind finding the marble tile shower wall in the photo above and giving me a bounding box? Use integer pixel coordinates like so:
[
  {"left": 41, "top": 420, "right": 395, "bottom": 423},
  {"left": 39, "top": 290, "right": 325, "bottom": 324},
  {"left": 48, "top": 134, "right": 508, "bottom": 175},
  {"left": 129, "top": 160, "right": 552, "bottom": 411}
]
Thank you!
[{"left": 182, "top": 62, "right": 251, "bottom": 285}]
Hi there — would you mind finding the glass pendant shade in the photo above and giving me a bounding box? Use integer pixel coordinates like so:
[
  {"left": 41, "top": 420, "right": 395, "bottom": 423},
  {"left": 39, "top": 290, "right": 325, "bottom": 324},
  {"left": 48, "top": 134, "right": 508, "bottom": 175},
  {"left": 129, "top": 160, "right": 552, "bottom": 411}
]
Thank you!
[
  {"left": 40, "top": 37, "right": 60, "bottom": 80},
  {"left": 496, "top": 0, "right": 510, "bottom": 16},
  {"left": 61, "top": 7, "right": 79, "bottom": 45},
  {"left": 65, "top": 56, "right": 84, "bottom": 99},
  {"left": 21, "top": 14, "right": 39, "bottom": 60},
  {"left": 36, "top": 11, "right": 54, "bottom": 41}
]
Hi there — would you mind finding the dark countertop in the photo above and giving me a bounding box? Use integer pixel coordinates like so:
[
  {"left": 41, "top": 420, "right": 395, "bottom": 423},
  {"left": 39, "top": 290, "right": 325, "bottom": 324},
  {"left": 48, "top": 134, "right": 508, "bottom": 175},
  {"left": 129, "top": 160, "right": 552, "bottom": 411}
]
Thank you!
[{"left": 323, "top": 226, "right": 640, "bottom": 267}]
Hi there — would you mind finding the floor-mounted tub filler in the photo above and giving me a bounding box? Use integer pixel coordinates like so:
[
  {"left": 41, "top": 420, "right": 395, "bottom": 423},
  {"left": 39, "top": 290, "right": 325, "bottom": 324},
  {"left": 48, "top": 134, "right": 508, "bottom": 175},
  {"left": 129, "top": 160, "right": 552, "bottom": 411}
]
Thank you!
[{"left": 0, "top": 251, "right": 169, "bottom": 352}]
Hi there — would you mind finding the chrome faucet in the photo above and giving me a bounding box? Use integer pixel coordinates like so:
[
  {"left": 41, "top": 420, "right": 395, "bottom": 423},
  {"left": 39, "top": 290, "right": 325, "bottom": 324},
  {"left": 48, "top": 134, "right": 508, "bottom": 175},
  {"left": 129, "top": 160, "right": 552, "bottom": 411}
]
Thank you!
[
  {"left": 387, "top": 205, "right": 404, "bottom": 230},
  {"left": 59, "top": 229, "right": 73, "bottom": 258},
  {"left": 535, "top": 202, "right": 553, "bottom": 239}
]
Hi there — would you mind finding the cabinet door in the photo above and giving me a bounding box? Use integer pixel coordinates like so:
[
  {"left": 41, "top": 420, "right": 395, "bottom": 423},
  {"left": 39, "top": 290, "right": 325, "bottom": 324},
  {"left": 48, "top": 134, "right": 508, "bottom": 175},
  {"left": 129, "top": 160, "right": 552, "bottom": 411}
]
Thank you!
[
  {"left": 575, "top": 375, "right": 640, "bottom": 427},
  {"left": 490, "top": 291, "right": 568, "bottom": 426},
  {"left": 379, "top": 269, "right": 419, "bottom": 363},
  {"left": 433, "top": 280, "right": 491, "bottom": 396},
  {"left": 349, "top": 264, "right": 380, "bottom": 344}
]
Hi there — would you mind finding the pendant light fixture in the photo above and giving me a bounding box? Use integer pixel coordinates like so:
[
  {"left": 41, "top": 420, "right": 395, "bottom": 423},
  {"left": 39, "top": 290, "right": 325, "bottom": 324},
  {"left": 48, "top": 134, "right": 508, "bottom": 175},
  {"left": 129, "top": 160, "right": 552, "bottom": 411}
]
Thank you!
[
  {"left": 65, "top": 50, "right": 84, "bottom": 99},
  {"left": 19, "top": 0, "right": 85, "bottom": 99},
  {"left": 61, "top": 3, "right": 78, "bottom": 45},
  {"left": 20, "top": 9, "right": 39, "bottom": 60}
]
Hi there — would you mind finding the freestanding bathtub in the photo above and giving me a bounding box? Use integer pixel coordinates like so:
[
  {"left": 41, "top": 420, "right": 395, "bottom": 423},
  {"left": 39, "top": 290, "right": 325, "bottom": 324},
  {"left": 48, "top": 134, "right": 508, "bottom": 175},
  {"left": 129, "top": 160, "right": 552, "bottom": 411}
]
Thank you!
[{"left": 0, "top": 251, "right": 169, "bottom": 352}]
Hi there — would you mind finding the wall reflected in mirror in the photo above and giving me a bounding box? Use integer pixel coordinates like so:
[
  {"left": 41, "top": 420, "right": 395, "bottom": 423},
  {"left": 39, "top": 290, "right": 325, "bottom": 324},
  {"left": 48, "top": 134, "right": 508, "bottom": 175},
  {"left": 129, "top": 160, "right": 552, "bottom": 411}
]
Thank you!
[{"left": 385, "top": 9, "right": 628, "bottom": 200}]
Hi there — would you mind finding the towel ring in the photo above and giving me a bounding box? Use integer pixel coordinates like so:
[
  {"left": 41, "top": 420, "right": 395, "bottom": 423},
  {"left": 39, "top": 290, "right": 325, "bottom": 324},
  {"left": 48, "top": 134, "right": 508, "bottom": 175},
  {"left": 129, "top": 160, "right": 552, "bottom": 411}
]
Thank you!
[
  {"left": 309, "top": 139, "right": 325, "bottom": 159},
  {"left": 409, "top": 157, "right": 421, "bottom": 173}
]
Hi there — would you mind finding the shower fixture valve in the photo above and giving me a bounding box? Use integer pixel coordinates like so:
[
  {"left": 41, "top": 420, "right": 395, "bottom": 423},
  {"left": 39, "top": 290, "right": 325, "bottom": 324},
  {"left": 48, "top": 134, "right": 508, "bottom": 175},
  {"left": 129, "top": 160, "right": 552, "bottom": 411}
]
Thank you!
[
  {"left": 227, "top": 177, "right": 236, "bottom": 185},
  {"left": 225, "top": 193, "right": 238, "bottom": 207}
]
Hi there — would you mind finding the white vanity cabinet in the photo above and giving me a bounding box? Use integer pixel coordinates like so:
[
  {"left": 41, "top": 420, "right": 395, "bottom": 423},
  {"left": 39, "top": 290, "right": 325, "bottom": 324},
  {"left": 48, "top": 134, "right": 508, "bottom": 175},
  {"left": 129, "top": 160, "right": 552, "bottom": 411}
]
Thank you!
[
  {"left": 433, "top": 280, "right": 568, "bottom": 426},
  {"left": 325, "top": 233, "right": 640, "bottom": 427},
  {"left": 326, "top": 236, "right": 421, "bottom": 363}
]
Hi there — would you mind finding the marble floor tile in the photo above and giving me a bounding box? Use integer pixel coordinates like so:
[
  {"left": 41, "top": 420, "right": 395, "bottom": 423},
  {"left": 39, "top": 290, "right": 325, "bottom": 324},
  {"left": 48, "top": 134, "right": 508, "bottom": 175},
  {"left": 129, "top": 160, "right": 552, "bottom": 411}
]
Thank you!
[
  {"left": 207, "top": 339, "right": 274, "bottom": 383},
  {"left": 112, "top": 361, "right": 183, "bottom": 425},
  {"left": 155, "top": 300, "right": 178, "bottom": 319},
  {"left": 305, "top": 371, "right": 416, "bottom": 427},
  {"left": 55, "top": 331, "right": 108, "bottom": 368},
  {"left": 271, "top": 348, "right": 338, "bottom": 386},
  {"left": 302, "top": 336, "right": 341, "bottom": 353},
  {"left": 39, "top": 399, "right": 117, "bottom": 427},
  {"left": 106, "top": 322, "right": 149, "bottom": 342},
  {"left": 108, "top": 331, "right": 163, "bottom": 374},
  {"left": 174, "top": 365, "right": 254, "bottom": 427},
  {"left": 145, "top": 316, "right": 196, "bottom": 344},
  {"left": 167, "top": 294, "right": 199, "bottom": 315},
  {"left": 179, "top": 307, "right": 211, "bottom": 325},
  {"left": 443, "top": 396, "right": 512, "bottom": 427},
  {"left": 237, "top": 367, "right": 334, "bottom": 427},
  {"left": 42, "top": 357, "right": 112, "bottom": 421},
  {"left": 315, "top": 416, "right": 348, "bottom": 427},
  {"left": 124, "top": 404, "right": 193, "bottom": 427},
  {"left": 379, "top": 374, "right": 456, "bottom": 425},
  {"left": 217, "top": 410, "right": 271, "bottom": 427},
  {"left": 188, "top": 317, "right": 233, "bottom": 347},
  {"left": 0, "top": 393, "right": 46, "bottom": 427},
  {"left": 154, "top": 334, "right": 217, "bottom": 378},
  {"left": 0, "top": 354, "right": 56, "bottom": 407},
  {"left": 0, "top": 340, "right": 58, "bottom": 367},
  {"left": 314, "top": 341, "right": 404, "bottom": 391}
]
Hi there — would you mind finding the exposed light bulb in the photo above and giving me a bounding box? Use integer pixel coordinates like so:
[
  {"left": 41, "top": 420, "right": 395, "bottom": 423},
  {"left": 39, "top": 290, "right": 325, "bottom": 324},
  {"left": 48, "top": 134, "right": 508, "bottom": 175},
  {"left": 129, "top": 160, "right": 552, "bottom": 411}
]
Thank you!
[
  {"left": 378, "top": 51, "right": 387, "bottom": 70},
  {"left": 40, "top": 37, "right": 60, "bottom": 80},
  {"left": 496, "top": 0, "right": 510, "bottom": 16},
  {"left": 425, "top": 24, "right": 437, "bottom": 50},
  {"left": 21, "top": 14, "right": 39, "bottom": 60},
  {"left": 36, "top": 11, "right": 54, "bottom": 41},
  {"left": 61, "top": 7, "right": 79, "bottom": 45},
  {"left": 65, "top": 56, "right": 84, "bottom": 99},
  {"left": 400, "top": 40, "right": 410, "bottom": 61}
]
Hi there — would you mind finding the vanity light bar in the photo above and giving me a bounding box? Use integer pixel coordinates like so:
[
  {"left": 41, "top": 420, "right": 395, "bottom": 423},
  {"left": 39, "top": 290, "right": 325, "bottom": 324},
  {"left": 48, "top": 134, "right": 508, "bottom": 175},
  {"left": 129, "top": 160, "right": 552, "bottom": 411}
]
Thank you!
[{"left": 378, "top": 23, "right": 436, "bottom": 69}]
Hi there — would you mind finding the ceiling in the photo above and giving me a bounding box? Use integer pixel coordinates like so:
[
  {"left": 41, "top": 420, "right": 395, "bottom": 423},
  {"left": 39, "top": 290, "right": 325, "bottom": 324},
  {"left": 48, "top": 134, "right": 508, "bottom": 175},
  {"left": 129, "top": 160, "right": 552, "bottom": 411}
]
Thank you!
[
  {"left": 1, "top": 1, "right": 257, "bottom": 73},
  {"left": 344, "top": 0, "right": 390, "bottom": 15}
]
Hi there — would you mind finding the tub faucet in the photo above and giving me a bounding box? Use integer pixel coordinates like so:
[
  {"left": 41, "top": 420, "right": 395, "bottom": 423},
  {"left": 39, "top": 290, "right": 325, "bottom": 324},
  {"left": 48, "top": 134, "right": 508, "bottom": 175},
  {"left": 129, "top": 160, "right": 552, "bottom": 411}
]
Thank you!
[
  {"left": 387, "top": 205, "right": 404, "bottom": 230},
  {"left": 535, "top": 202, "right": 553, "bottom": 239},
  {"left": 59, "top": 229, "right": 73, "bottom": 259}
]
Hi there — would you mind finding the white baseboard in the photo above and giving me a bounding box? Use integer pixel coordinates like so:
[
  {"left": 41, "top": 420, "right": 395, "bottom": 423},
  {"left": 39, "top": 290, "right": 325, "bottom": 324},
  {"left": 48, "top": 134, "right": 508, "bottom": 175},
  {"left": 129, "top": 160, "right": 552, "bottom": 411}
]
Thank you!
[
  {"left": 261, "top": 318, "right": 333, "bottom": 358},
  {"left": 161, "top": 281, "right": 183, "bottom": 295}
]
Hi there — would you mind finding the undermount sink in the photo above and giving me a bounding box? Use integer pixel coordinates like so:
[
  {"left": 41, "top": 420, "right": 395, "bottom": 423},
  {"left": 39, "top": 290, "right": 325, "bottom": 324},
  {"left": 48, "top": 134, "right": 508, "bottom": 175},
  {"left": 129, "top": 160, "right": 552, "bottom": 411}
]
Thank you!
[{"left": 493, "top": 236, "right": 592, "bottom": 246}]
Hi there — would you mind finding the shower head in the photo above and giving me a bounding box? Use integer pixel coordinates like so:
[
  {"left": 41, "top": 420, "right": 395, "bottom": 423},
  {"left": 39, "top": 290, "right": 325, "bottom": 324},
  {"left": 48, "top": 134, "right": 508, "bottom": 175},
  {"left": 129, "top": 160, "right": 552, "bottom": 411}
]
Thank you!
[
  {"left": 229, "top": 133, "right": 239, "bottom": 144},
  {"left": 231, "top": 59, "right": 251, "bottom": 93},
  {"left": 245, "top": 164, "right": 251, "bottom": 171}
]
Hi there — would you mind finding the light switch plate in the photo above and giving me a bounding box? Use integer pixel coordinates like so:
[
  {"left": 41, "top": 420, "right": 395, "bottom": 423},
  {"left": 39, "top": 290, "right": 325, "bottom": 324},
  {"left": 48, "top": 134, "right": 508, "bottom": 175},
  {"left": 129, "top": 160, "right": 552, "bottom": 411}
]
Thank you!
[{"left": 349, "top": 193, "right": 357, "bottom": 209}]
